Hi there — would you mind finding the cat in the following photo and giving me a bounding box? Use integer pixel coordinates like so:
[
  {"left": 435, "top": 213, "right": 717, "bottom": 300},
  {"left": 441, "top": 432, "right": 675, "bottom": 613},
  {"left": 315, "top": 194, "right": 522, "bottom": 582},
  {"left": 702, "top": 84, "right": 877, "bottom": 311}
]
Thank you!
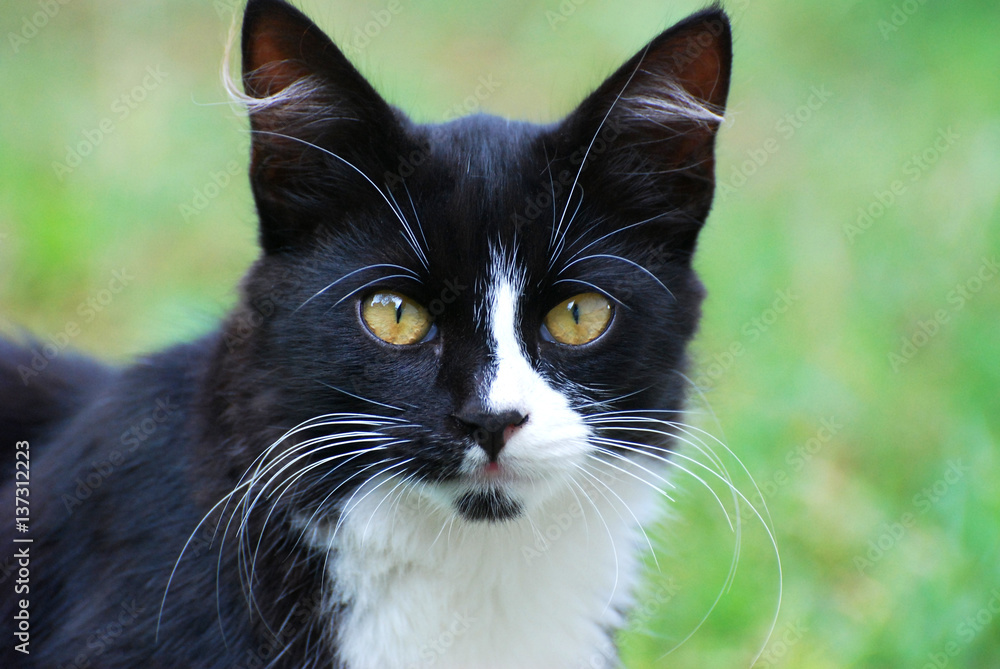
[{"left": 0, "top": 0, "right": 731, "bottom": 667}]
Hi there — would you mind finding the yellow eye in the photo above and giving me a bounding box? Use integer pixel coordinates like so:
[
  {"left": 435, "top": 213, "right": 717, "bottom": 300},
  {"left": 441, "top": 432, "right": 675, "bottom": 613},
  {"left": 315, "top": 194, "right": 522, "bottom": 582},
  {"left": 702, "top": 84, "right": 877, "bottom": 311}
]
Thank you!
[
  {"left": 543, "top": 293, "right": 613, "bottom": 346},
  {"left": 361, "top": 291, "right": 433, "bottom": 345}
]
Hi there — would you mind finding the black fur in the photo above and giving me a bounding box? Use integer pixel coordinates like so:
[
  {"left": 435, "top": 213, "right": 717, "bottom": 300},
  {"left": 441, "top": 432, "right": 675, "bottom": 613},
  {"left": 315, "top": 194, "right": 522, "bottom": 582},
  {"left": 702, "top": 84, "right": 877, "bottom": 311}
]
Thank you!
[{"left": 0, "top": 1, "right": 731, "bottom": 666}]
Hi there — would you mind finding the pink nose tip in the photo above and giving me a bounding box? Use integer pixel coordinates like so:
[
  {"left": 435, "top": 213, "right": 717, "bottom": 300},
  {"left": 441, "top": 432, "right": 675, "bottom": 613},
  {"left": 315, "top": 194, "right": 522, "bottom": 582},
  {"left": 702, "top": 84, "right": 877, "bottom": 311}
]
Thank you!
[{"left": 503, "top": 421, "right": 525, "bottom": 444}]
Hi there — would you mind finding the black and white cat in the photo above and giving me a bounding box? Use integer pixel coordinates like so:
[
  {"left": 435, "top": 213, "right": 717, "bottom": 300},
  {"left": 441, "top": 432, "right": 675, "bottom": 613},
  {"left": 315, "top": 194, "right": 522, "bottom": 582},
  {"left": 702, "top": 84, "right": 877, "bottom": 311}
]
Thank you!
[{"left": 0, "top": 1, "right": 731, "bottom": 667}]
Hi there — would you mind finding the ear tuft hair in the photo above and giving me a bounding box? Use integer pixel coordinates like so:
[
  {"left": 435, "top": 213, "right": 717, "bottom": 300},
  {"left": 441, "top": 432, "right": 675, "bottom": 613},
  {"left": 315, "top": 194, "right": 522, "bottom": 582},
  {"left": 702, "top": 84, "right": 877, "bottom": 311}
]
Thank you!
[
  {"left": 616, "top": 7, "right": 731, "bottom": 130},
  {"left": 552, "top": 7, "right": 732, "bottom": 254},
  {"left": 233, "top": 0, "right": 407, "bottom": 253}
]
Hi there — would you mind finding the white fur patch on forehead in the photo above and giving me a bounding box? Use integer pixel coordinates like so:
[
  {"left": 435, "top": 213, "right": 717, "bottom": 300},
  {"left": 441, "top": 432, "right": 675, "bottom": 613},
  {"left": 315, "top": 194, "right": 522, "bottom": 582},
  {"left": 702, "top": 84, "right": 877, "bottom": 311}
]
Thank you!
[
  {"left": 484, "top": 248, "right": 530, "bottom": 413},
  {"left": 480, "top": 246, "right": 589, "bottom": 474}
]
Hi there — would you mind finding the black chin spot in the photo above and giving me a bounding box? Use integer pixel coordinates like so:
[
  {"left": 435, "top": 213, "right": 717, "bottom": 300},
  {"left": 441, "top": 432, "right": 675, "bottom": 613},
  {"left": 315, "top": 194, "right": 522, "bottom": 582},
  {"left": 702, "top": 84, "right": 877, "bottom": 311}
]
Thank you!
[{"left": 455, "top": 489, "right": 522, "bottom": 523}]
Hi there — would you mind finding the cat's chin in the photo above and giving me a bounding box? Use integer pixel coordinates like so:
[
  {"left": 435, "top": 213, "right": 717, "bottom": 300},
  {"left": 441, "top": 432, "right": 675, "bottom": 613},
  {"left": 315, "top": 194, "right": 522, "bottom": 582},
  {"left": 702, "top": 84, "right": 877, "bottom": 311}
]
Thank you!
[
  {"left": 449, "top": 458, "right": 566, "bottom": 521},
  {"left": 419, "top": 467, "right": 557, "bottom": 524},
  {"left": 454, "top": 488, "right": 523, "bottom": 523}
]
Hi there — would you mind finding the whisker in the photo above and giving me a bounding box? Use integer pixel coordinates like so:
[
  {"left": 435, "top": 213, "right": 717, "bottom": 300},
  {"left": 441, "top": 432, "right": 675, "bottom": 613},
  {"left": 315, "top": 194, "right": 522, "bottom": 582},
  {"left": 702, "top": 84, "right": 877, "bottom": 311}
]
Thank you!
[
  {"left": 591, "top": 435, "right": 730, "bottom": 530},
  {"left": 568, "top": 386, "right": 657, "bottom": 414},
  {"left": 195, "top": 413, "right": 408, "bottom": 636},
  {"left": 581, "top": 454, "right": 661, "bottom": 572},
  {"left": 246, "top": 440, "right": 400, "bottom": 579},
  {"left": 235, "top": 440, "right": 399, "bottom": 624},
  {"left": 360, "top": 471, "right": 419, "bottom": 545},
  {"left": 568, "top": 464, "right": 622, "bottom": 614},
  {"left": 588, "top": 442, "right": 677, "bottom": 495},
  {"left": 158, "top": 485, "right": 243, "bottom": 641},
  {"left": 326, "top": 273, "right": 420, "bottom": 312},
  {"left": 252, "top": 130, "right": 415, "bottom": 243},
  {"left": 552, "top": 277, "right": 629, "bottom": 308},
  {"left": 563, "top": 212, "right": 674, "bottom": 265},
  {"left": 586, "top": 409, "right": 781, "bottom": 663},
  {"left": 402, "top": 183, "right": 430, "bottom": 262},
  {"left": 315, "top": 382, "right": 411, "bottom": 412},
  {"left": 386, "top": 182, "right": 429, "bottom": 269},
  {"left": 297, "top": 263, "right": 419, "bottom": 312},
  {"left": 331, "top": 459, "right": 417, "bottom": 542},
  {"left": 558, "top": 253, "right": 675, "bottom": 300},
  {"left": 548, "top": 38, "right": 657, "bottom": 267},
  {"left": 548, "top": 182, "right": 585, "bottom": 270}
]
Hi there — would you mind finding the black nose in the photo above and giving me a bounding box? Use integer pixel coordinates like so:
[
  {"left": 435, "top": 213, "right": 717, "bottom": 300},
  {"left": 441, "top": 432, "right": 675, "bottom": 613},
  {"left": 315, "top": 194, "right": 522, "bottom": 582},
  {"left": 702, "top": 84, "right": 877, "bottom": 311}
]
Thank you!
[{"left": 454, "top": 405, "right": 528, "bottom": 461}]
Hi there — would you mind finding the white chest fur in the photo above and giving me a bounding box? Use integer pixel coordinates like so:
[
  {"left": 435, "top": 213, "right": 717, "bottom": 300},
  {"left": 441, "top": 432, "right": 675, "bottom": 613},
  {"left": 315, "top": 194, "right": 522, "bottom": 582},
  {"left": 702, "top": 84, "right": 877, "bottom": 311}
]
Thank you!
[{"left": 305, "top": 465, "right": 662, "bottom": 669}]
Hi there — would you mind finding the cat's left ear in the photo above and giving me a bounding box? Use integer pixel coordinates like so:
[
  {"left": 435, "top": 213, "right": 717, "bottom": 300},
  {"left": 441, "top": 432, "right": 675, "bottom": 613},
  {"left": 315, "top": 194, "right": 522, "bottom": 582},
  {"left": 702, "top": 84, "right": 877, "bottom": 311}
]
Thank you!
[
  {"left": 241, "top": 0, "right": 410, "bottom": 253},
  {"left": 555, "top": 7, "right": 731, "bottom": 252}
]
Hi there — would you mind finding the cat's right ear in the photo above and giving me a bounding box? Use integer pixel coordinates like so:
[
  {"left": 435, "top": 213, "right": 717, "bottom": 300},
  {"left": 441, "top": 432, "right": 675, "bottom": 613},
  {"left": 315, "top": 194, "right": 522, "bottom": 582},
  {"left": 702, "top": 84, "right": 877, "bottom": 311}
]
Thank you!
[{"left": 241, "top": 0, "right": 408, "bottom": 253}]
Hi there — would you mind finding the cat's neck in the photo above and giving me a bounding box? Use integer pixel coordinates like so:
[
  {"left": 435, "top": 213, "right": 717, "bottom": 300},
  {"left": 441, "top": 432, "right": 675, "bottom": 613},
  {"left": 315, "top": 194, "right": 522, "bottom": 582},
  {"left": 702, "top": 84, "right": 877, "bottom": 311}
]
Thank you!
[{"left": 298, "top": 464, "right": 664, "bottom": 669}]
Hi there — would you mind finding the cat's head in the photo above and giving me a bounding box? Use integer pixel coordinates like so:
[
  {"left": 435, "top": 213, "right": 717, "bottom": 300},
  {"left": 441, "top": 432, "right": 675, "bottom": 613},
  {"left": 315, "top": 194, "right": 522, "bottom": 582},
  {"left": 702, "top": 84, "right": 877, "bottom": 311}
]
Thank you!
[{"left": 210, "top": 0, "right": 731, "bottom": 525}]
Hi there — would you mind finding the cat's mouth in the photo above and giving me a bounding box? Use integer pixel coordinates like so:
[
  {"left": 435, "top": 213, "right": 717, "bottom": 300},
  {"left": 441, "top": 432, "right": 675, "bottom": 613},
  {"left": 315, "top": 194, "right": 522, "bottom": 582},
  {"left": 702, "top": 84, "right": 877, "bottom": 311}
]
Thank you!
[
  {"left": 450, "top": 461, "right": 539, "bottom": 522},
  {"left": 470, "top": 460, "right": 520, "bottom": 484},
  {"left": 419, "top": 460, "right": 521, "bottom": 522}
]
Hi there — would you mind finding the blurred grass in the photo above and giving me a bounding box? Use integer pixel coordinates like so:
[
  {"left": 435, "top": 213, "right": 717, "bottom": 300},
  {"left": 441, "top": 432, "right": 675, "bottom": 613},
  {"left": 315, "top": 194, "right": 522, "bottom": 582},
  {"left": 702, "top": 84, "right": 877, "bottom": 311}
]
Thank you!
[{"left": 1, "top": 1, "right": 998, "bottom": 667}]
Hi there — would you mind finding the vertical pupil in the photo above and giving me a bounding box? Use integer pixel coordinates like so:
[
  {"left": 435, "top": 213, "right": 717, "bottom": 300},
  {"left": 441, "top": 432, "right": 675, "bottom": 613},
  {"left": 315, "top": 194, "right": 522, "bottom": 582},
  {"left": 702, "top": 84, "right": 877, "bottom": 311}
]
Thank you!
[
  {"left": 570, "top": 302, "right": 580, "bottom": 324},
  {"left": 394, "top": 300, "right": 404, "bottom": 324}
]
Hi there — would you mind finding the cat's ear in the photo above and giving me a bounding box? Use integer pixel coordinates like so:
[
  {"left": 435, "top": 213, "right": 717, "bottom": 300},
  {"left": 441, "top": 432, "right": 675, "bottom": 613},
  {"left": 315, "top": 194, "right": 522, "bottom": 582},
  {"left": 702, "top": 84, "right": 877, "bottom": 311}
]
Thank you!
[
  {"left": 241, "top": 0, "right": 408, "bottom": 252},
  {"left": 556, "top": 8, "right": 731, "bottom": 252}
]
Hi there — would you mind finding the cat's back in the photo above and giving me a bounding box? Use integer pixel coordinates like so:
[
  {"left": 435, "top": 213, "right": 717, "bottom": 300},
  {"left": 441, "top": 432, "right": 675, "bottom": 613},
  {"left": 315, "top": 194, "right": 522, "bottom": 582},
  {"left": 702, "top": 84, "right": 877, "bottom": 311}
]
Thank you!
[
  {"left": 0, "top": 337, "right": 117, "bottom": 482},
  {"left": 0, "top": 335, "right": 256, "bottom": 668}
]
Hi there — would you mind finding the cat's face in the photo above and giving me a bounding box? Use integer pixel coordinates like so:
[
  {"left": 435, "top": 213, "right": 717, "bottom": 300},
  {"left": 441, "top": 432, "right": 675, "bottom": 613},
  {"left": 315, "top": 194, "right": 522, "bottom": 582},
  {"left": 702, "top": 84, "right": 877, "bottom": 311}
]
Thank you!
[{"left": 211, "top": 0, "right": 730, "bottom": 525}]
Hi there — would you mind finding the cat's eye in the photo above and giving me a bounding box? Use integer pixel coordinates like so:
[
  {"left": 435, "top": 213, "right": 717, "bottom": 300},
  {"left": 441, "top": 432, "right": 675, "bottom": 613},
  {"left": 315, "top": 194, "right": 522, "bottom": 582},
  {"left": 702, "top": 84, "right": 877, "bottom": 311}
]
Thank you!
[
  {"left": 361, "top": 291, "right": 434, "bottom": 345},
  {"left": 542, "top": 293, "right": 613, "bottom": 346}
]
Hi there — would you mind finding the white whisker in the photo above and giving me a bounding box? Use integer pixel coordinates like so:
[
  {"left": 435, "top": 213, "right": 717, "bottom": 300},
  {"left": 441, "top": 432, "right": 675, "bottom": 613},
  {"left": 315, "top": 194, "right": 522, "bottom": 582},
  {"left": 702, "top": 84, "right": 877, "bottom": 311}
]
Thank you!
[
  {"left": 297, "top": 263, "right": 419, "bottom": 312},
  {"left": 582, "top": 454, "right": 661, "bottom": 571},
  {"left": 251, "top": 130, "right": 416, "bottom": 251},
  {"left": 559, "top": 253, "right": 675, "bottom": 300},
  {"left": 568, "top": 464, "right": 622, "bottom": 614}
]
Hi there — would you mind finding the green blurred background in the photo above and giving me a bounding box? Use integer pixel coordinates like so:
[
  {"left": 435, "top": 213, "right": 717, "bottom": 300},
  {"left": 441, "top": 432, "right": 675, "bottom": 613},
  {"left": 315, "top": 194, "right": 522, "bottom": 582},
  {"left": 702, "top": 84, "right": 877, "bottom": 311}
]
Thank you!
[{"left": 1, "top": 1, "right": 998, "bottom": 667}]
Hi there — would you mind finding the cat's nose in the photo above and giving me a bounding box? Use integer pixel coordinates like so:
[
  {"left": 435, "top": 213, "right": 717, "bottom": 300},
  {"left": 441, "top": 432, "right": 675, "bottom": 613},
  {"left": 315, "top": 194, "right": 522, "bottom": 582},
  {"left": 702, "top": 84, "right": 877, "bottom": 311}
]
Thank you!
[{"left": 453, "top": 406, "right": 528, "bottom": 461}]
